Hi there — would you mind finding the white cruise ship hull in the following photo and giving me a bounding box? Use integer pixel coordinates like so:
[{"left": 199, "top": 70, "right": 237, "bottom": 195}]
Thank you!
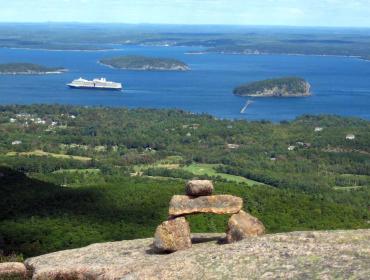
[
  {"left": 67, "top": 84, "right": 122, "bottom": 91},
  {"left": 67, "top": 77, "right": 123, "bottom": 91}
]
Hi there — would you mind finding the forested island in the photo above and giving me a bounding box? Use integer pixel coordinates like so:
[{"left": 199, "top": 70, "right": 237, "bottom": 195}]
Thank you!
[
  {"left": 99, "top": 56, "right": 190, "bottom": 71},
  {"left": 0, "top": 63, "right": 67, "bottom": 75},
  {"left": 233, "top": 77, "right": 311, "bottom": 97},
  {"left": 0, "top": 104, "right": 369, "bottom": 259}
]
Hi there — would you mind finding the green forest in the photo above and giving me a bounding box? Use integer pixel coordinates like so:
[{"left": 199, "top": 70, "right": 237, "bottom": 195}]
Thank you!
[
  {"left": 99, "top": 56, "right": 189, "bottom": 71},
  {"left": 0, "top": 63, "right": 65, "bottom": 74},
  {"left": 0, "top": 104, "right": 369, "bottom": 258}
]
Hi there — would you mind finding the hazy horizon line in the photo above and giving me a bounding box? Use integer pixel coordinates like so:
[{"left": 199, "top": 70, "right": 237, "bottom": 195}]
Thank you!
[{"left": 0, "top": 21, "right": 370, "bottom": 30}]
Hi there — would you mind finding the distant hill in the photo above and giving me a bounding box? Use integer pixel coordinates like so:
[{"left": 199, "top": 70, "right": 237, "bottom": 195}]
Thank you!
[
  {"left": 0, "top": 63, "right": 67, "bottom": 74},
  {"left": 99, "top": 56, "right": 190, "bottom": 71},
  {"left": 233, "top": 77, "right": 311, "bottom": 97}
]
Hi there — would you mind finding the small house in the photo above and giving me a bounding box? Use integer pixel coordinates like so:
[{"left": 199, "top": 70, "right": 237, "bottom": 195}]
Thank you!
[
  {"left": 11, "top": 140, "right": 22, "bottom": 145},
  {"left": 227, "top": 144, "right": 240, "bottom": 149},
  {"left": 315, "top": 127, "right": 323, "bottom": 132},
  {"left": 346, "top": 134, "right": 355, "bottom": 140}
]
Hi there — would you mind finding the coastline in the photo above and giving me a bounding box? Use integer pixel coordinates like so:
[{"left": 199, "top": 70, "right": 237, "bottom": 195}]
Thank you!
[
  {"left": 186, "top": 49, "right": 370, "bottom": 62},
  {"left": 2, "top": 46, "right": 119, "bottom": 52},
  {"left": 0, "top": 69, "right": 68, "bottom": 75},
  {"left": 98, "top": 61, "right": 190, "bottom": 71},
  {"left": 237, "top": 93, "right": 312, "bottom": 98}
]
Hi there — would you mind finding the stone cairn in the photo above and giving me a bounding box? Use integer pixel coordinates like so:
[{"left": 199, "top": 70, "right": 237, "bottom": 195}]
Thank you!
[{"left": 153, "top": 180, "right": 265, "bottom": 253}]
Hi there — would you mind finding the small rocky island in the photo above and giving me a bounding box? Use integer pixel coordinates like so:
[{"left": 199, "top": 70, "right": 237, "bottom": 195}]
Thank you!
[
  {"left": 233, "top": 77, "right": 311, "bottom": 97},
  {"left": 99, "top": 55, "right": 190, "bottom": 71},
  {"left": 0, "top": 63, "right": 67, "bottom": 75}
]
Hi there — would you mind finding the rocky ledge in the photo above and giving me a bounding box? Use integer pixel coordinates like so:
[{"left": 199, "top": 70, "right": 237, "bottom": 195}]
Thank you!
[{"left": 10, "top": 229, "right": 368, "bottom": 279}]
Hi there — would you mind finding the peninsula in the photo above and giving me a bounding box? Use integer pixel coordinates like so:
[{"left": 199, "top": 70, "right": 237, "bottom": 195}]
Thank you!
[
  {"left": 99, "top": 55, "right": 190, "bottom": 71},
  {"left": 233, "top": 77, "right": 311, "bottom": 97},
  {"left": 0, "top": 63, "right": 67, "bottom": 75}
]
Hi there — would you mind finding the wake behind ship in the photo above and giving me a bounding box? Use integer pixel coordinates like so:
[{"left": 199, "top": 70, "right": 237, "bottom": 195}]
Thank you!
[{"left": 67, "top": 77, "right": 122, "bottom": 90}]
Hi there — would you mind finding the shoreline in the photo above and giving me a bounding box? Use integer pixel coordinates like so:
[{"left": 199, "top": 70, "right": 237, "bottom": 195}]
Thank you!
[
  {"left": 98, "top": 61, "right": 190, "bottom": 71},
  {"left": 0, "top": 69, "right": 68, "bottom": 75},
  {"left": 186, "top": 50, "right": 369, "bottom": 61},
  {"left": 236, "top": 93, "right": 312, "bottom": 98},
  {"left": 2, "top": 45, "right": 369, "bottom": 62},
  {"left": 1, "top": 47, "right": 121, "bottom": 52}
]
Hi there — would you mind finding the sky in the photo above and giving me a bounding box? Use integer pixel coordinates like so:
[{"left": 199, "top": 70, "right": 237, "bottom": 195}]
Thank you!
[{"left": 0, "top": 0, "right": 370, "bottom": 27}]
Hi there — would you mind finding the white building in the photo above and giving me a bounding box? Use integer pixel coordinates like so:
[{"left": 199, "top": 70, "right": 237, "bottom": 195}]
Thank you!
[
  {"left": 315, "top": 127, "right": 323, "bottom": 132},
  {"left": 288, "top": 145, "right": 296, "bottom": 151},
  {"left": 11, "top": 140, "right": 22, "bottom": 145},
  {"left": 227, "top": 144, "right": 240, "bottom": 149},
  {"left": 346, "top": 134, "right": 355, "bottom": 140}
]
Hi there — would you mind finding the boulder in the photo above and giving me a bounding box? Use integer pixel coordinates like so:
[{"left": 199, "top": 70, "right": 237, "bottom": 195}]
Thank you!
[
  {"left": 169, "top": 195, "right": 243, "bottom": 216},
  {"left": 185, "top": 180, "right": 214, "bottom": 196},
  {"left": 153, "top": 217, "right": 191, "bottom": 253},
  {"left": 0, "top": 262, "right": 27, "bottom": 279},
  {"left": 226, "top": 210, "right": 265, "bottom": 243}
]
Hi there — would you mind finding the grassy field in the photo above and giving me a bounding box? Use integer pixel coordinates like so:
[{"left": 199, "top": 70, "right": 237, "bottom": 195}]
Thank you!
[
  {"left": 132, "top": 157, "right": 262, "bottom": 185},
  {"left": 6, "top": 150, "right": 92, "bottom": 162},
  {"left": 182, "top": 163, "right": 263, "bottom": 185}
]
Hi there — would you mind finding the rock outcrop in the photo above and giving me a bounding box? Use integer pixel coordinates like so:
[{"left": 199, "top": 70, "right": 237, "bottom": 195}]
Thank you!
[
  {"left": 153, "top": 217, "right": 192, "bottom": 253},
  {"left": 226, "top": 210, "right": 265, "bottom": 243},
  {"left": 24, "top": 230, "right": 370, "bottom": 280},
  {"left": 169, "top": 195, "right": 243, "bottom": 216}
]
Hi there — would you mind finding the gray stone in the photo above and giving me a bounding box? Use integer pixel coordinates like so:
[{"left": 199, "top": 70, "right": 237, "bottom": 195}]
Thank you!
[
  {"left": 185, "top": 180, "right": 214, "bottom": 196},
  {"left": 169, "top": 195, "right": 243, "bottom": 217}
]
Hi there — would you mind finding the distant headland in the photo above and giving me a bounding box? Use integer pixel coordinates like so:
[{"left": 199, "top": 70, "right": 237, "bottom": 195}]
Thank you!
[
  {"left": 99, "top": 56, "right": 190, "bottom": 71},
  {"left": 0, "top": 63, "right": 67, "bottom": 75},
  {"left": 233, "top": 77, "right": 311, "bottom": 97}
]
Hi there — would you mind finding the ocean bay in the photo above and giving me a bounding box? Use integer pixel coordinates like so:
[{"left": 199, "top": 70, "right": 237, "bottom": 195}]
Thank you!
[{"left": 0, "top": 45, "right": 370, "bottom": 121}]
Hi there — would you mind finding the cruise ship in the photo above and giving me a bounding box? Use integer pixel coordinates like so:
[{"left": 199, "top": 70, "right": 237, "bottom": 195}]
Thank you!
[{"left": 67, "top": 77, "right": 122, "bottom": 90}]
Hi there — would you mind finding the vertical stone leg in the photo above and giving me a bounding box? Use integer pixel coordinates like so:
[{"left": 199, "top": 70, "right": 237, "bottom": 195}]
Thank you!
[
  {"left": 226, "top": 210, "right": 265, "bottom": 243},
  {"left": 153, "top": 217, "right": 192, "bottom": 253}
]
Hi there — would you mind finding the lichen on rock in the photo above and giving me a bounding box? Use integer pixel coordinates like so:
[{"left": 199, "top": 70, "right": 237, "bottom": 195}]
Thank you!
[
  {"left": 153, "top": 217, "right": 192, "bottom": 253},
  {"left": 226, "top": 210, "right": 265, "bottom": 243}
]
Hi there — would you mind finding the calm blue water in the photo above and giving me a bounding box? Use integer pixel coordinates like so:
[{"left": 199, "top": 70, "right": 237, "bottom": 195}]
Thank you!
[{"left": 0, "top": 45, "right": 370, "bottom": 121}]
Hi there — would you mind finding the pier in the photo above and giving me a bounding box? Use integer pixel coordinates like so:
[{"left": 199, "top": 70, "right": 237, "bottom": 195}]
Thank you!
[{"left": 240, "top": 100, "right": 253, "bottom": 114}]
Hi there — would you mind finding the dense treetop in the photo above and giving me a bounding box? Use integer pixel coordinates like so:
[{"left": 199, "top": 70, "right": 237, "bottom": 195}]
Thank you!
[
  {"left": 0, "top": 63, "right": 66, "bottom": 74},
  {"left": 99, "top": 56, "right": 190, "bottom": 71},
  {"left": 233, "top": 77, "right": 311, "bottom": 97}
]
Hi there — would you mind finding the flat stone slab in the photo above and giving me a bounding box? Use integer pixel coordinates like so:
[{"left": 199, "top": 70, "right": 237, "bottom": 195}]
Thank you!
[
  {"left": 169, "top": 195, "right": 243, "bottom": 216},
  {"left": 185, "top": 180, "right": 214, "bottom": 196},
  {"left": 226, "top": 210, "right": 265, "bottom": 243},
  {"left": 24, "top": 230, "right": 370, "bottom": 279},
  {"left": 153, "top": 217, "right": 192, "bottom": 253}
]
